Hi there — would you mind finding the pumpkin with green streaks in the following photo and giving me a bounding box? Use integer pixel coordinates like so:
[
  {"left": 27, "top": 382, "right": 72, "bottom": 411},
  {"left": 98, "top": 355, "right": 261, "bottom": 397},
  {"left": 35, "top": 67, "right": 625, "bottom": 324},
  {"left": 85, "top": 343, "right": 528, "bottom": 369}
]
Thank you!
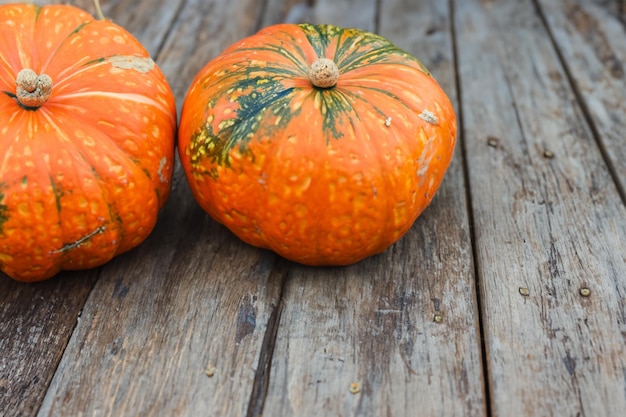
[
  {"left": 0, "top": 4, "right": 176, "bottom": 282},
  {"left": 178, "top": 23, "right": 456, "bottom": 265}
]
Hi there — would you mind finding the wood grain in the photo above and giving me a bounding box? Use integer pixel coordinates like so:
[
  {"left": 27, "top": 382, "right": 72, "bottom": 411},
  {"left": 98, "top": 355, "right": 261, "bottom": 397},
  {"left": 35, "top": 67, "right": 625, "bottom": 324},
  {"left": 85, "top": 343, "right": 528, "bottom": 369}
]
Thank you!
[
  {"left": 2, "top": 1, "right": 625, "bottom": 416},
  {"left": 536, "top": 0, "right": 626, "bottom": 199},
  {"left": 455, "top": 0, "right": 626, "bottom": 415},
  {"left": 260, "top": 1, "right": 486, "bottom": 416},
  {"left": 0, "top": 272, "right": 97, "bottom": 416}
]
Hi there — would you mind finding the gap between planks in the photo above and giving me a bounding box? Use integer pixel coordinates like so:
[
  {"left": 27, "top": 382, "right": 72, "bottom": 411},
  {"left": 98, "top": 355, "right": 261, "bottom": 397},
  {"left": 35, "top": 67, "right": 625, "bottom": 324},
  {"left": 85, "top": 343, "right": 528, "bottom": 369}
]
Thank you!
[
  {"left": 532, "top": 0, "right": 626, "bottom": 206},
  {"left": 448, "top": 0, "right": 494, "bottom": 415}
]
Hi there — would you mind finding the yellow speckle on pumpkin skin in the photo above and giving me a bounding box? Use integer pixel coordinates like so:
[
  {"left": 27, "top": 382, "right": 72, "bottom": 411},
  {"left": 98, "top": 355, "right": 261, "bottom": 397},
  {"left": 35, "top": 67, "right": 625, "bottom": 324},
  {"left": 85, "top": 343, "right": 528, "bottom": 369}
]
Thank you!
[
  {"left": 205, "top": 364, "right": 216, "bottom": 377},
  {"left": 158, "top": 157, "right": 168, "bottom": 183}
]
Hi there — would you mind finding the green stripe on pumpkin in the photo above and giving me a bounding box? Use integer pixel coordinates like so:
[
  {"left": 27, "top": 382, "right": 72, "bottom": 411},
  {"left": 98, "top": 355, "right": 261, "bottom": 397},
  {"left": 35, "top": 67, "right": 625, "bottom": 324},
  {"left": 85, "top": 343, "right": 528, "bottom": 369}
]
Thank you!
[
  {"left": 190, "top": 77, "right": 298, "bottom": 171},
  {"left": 299, "top": 23, "right": 430, "bottom": 75},
  {"left": 49, "top": 175, "right": 64, "bottom": 213},
  {"left": 0, "top": 183, "right": 8, "bottom": 235},
  {"left": 189, "top": 23, "right": 430, "bottom": 176},
  {"left": 33, "top": 4, "right": 43, "bottom": 22}
]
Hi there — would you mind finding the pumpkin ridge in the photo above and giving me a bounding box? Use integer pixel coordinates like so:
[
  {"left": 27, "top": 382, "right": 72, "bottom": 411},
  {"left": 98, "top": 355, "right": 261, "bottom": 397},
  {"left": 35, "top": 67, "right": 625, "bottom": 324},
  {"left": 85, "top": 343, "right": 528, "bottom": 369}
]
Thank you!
[
  {"left": 44, "top": 105, "right": 160, "bottom": 202},
  {"left": 32, "top": 4, "right": 43, "bottom": 21},
  {"left": 45, "top": 170, "right": 112, "bottom": 260},
  {"left": 335, "top": 89, "right": 389, "bottom": 132},
  {"left": 191, "top": 82, "right": 297, "bottom": 170},
  {"left": 344, "top": 84, "right": 413, "bottom": 115},
  {"left": 59, "top": 54, "right": 127, "bottom": 76},
  {"left": 54, "top": 160, "right": 122, "bottom": 261},
  {"left": 38, "top": 111, "right": 125, "bottom": 240},
  {"left": 333, "top": 31, "right": 388, "bottom": 68},
  {"left": 229, "top": 81, "right": 295, "bottom": 122},
  {"left": 202, "top": 54, "right": 306, "bottom": 95},
  {"left": 225, "top": 45, "right": 309, "bottom": 76},
  {"left": 339, "top": 45, "right": 418, "bottom": 74},
  {"left": 53, "top": 91, "right": 174, "bottom": 124},
  {"left": 299, "top": 23, "right": 335, "bottom": 60},
  {"left": 297, "top": 24, "right": 420, "bottom": 75},
  {"left": 48, "top": 58, "right": 100, "bottom": 92},
  {"left": 51, "top": 55, "right": 156, "bottom": 96},
  {"left": 332, "top": 29, "right": 366, "bottom": 63},
  {"left": 82, "top": 57, "right": 107, "bottom": 67},
  {"left": 314, "top": 89, "right": 356, "bottom": 141},
  {"left": 48, "top": 174, "right": 63, "bottom": 213},
  {"left": 39, "top": 20, "right": 92, "bottom": 74}
]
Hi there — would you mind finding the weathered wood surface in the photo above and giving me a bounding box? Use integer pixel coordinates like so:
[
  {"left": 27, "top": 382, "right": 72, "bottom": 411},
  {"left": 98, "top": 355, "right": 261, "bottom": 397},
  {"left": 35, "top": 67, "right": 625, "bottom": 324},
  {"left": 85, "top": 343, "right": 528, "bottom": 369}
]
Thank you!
[
  {"left": 0, "top": 0, "right": 624, "bottom": 417},
  {"left": 457, "top": 1, "right": 626, "bottom": 417},
  {"left": 537, "top": 0, "right": 626, "bottom": 197}
]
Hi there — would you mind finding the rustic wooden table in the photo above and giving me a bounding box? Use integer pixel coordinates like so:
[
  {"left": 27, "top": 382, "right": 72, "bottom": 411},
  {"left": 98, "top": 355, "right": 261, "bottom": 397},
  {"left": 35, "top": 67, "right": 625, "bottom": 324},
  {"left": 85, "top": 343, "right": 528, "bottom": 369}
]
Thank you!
[{"left": 1, "top": 0, "right": 625, "bottom": 416}]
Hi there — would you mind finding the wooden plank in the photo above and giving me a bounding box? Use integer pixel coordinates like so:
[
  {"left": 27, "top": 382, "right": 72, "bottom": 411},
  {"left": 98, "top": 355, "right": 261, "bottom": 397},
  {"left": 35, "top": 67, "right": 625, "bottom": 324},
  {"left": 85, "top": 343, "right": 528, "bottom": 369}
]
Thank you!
[
  {"left": 536, "top": 0, "right": 626, "bottom": 198},
  {"left": 96, "top": 0, "right": 185, "bottom": 58},
  {"left": 260, "top": 1, "right": 486, "bottom": 416},
  {"left": 33, "top": 1, "right": 284, "bottom": 416},
  {"left": 454, "top": 0, "right": 626, "bottom": 415},
  {"left": 263, "top": 0, "right": 311, "bottom": 25},
  {"left": 265, "top": 0, "right": 377, "bottom": 30},
  {"left": 0, "top": 273, "right": 98, "bottom": 416}
]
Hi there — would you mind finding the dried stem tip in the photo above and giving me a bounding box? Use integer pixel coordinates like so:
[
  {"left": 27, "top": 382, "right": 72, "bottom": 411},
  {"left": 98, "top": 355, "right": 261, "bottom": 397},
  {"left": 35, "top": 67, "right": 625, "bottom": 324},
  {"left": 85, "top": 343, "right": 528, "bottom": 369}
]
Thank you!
[
  {"left": 16, "top": 69, "right": 52, "bottom": 109},
  {"left": 309, "top": 58, "right": 339, "bottom": 89}
]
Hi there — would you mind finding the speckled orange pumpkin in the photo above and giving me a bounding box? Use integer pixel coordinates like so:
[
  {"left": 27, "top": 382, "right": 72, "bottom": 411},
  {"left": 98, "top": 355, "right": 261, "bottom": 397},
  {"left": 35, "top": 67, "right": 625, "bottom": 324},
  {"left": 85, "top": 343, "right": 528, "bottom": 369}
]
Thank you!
[
  {"left": 178, "top": 23, "right": 456, "bottom": 266},
  {"left": 0, "top": 4, "right": 176, "bottom": 281}
]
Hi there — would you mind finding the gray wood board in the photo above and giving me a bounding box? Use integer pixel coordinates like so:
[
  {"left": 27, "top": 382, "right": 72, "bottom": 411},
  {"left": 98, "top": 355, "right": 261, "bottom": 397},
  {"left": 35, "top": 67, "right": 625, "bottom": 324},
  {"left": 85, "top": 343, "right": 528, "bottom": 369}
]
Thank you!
[{"left": 455, "top": 0, "right": 626, "bottom": 415}]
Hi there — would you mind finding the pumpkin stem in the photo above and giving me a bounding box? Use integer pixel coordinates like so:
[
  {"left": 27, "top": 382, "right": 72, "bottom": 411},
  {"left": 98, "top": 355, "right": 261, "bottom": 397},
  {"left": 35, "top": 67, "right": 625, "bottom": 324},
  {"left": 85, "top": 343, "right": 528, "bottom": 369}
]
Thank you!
[
  {"left": 93, "top": 0, "right": 105, "bottom": 20},
  {"left": 309, "top": 58, "right": 339, "bottom": 89},
  {"left": 15, "top": 69, "right": 52, "bottom": 110}
]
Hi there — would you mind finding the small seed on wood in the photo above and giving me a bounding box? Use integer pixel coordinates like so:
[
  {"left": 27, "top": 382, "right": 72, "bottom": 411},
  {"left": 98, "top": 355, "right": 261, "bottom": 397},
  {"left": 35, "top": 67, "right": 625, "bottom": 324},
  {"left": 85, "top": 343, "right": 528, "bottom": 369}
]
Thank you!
[
  {"left": 433, "top": 314, "right": 443, "bottom": 323},
  {"left": 487, "top": 136, "right": 499, "bottom": 147},
  {"left": 519, "top": 287, "right": 530, "bottom": 296},
  {"left": 205, "top": 364, "right": 216, "bottom": 377},
  {"left": 349, "top": 382, "right": 361, "bottom": 394},
  {"left": 579, "top": 287, "right": 591, "bottom": 297},
  {"left": 543, "top": 150, "right": 554, "bottom": 159}
]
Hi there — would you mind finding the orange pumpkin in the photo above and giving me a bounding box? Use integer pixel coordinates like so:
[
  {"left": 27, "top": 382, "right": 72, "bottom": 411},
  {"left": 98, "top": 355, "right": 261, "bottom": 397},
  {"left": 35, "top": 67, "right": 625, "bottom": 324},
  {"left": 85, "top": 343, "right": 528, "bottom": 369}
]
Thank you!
[
  {"left": 179, "top": 23, "right": 456, "bottom": 266},
  {"left": 0, "top": 4, "right": 176, "bottom": 282}
]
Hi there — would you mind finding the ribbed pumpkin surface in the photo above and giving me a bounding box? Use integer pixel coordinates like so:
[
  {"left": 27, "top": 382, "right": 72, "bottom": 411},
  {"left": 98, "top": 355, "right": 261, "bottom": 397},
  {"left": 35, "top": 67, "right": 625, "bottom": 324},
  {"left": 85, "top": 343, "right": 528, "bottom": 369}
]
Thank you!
[
  {"left": 0, "top": 4, "right": 176, "bottom": 281},
  {"left": 179, "top": 23, "right": 456, "bottom": 266}
]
